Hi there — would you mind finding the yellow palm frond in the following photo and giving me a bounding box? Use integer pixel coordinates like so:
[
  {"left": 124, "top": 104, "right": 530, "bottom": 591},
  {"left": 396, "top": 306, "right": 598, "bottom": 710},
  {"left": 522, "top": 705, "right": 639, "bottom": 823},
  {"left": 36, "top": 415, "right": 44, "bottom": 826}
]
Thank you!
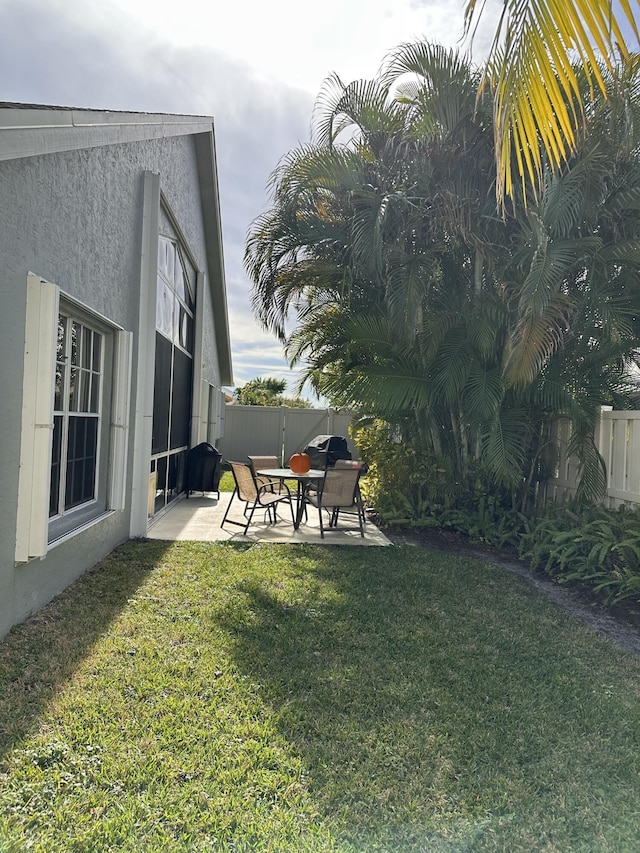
[{"left": 465, "top": 0, "right": 640, "bottom": 206}]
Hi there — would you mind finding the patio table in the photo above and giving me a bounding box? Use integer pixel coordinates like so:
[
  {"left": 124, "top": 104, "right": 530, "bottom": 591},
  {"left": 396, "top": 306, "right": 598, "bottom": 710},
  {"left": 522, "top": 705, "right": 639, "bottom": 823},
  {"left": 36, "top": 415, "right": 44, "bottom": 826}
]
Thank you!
[{"left": 257, "top": 467, "right": 325, "bottom": 530}]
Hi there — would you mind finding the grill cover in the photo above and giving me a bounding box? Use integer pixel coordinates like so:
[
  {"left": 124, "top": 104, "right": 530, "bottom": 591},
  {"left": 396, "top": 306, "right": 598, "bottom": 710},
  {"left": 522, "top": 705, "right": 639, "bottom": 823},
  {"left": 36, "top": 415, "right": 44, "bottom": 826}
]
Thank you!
[
  {"left": 185, "top": 442, "right": 222, "bottom": 497},
  {"left": 303, "top": 435, "right": 352, "bottom": 469}
]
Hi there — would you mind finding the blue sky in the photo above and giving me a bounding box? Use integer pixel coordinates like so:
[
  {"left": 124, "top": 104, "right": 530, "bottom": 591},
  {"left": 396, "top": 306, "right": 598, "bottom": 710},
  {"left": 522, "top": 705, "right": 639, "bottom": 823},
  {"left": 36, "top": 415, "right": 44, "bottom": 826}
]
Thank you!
[{"left": 0, "top": 0, "right": 527, "bottom": 398}]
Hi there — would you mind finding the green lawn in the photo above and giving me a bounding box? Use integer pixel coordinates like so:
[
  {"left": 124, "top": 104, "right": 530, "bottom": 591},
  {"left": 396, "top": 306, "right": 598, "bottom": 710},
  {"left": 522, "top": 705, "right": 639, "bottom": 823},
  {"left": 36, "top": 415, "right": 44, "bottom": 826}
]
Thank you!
[
  {"left": 218, "top": 468, "right": 235, "bottom": 492},
  {"left": 1, "top": 540, "right": 640, "bottom": 852}
]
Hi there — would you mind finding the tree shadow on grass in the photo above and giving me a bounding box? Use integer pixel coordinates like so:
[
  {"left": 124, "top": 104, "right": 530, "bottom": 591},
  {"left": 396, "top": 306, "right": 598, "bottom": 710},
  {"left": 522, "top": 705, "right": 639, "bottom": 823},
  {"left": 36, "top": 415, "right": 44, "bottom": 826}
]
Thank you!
[
  {"left": 0, "top": 539, "right": 169, "bottom": 764},
  {"left": 214, "top": 545, "right": 640, "bottom": 849}
]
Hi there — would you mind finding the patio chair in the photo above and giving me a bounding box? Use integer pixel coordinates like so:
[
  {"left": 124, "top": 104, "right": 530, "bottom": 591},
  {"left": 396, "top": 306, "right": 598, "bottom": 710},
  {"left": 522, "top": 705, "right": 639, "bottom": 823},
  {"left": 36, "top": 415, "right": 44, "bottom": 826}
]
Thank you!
[
  {"left": 221, "top": 461, "right": 295, "bottom": 535},
  {"left": 331, "top": 460, "right": 365, "bottom": 526},
  {"left": 303, "top": 466, "right": 365, "bottom": 538},
  {"left": 248, "top": 455, "right": 283, "bottom": 492},
  {"left": 304, "top": 457, "right": 361, "bottom": 505}
]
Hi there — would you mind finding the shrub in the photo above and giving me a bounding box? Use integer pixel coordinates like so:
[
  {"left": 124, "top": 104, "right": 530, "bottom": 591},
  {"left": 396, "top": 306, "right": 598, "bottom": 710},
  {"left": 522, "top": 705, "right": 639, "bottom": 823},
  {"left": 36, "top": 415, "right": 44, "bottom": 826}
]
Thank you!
[
  {"left": 520, "top": 502, "right": 640, "bottom": 603},
  {"left": 353, "top": 419, "right": 529, "bottom": 547},
  {"left": 354, "top": 420, "right": 451, "bottom": 526}
]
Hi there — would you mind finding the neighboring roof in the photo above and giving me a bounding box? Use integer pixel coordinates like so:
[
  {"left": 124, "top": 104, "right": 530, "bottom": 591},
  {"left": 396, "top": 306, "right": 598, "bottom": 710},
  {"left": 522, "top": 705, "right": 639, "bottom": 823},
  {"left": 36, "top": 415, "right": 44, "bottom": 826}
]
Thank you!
[{"left": 0, "top": 102, "right": 233, "bottom": 385}]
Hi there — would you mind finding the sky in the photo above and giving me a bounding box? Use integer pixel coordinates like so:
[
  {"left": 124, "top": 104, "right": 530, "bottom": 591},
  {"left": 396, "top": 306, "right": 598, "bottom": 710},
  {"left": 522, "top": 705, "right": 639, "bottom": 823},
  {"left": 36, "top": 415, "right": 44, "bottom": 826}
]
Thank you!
[{"left": 0, "top": 0, "right": 501, "bottom": 400}]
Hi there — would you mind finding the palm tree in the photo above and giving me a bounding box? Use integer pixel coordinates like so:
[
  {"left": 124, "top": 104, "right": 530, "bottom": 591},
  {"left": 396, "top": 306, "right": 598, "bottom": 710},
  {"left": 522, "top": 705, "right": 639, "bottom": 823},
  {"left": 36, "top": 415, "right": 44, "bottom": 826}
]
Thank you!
[
  {"left": 463, "top": 0, "right": 640, "bottom": 206},
  {"left": 246, "top": 43, "right": 640, "bottom": 510},
  {"left": 248, "top": 47, "right": 529, "bottom": 492}
]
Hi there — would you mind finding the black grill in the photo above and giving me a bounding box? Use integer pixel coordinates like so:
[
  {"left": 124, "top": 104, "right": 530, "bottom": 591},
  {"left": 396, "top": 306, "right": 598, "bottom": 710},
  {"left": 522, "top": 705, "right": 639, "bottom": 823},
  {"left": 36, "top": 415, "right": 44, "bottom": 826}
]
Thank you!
[{"left": 303, "top": 435, "right": 352, "bottom": 470}]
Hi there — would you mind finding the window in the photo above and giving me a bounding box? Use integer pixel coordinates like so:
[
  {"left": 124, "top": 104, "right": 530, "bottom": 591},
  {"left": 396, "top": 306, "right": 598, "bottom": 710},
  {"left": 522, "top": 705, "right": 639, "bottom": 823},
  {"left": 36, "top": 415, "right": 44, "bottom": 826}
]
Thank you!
[
  {"left": 49, "top": 313, "right": 106, "bottom": 535},
  {"left": 206, "top": 382, "right": 225, "bottom": 445},
  {"left": 156, "top": 235, "right": 195, "bottom": 352},
  {"left": 16, "top": 275, "right": 132, "bottom": 562}
]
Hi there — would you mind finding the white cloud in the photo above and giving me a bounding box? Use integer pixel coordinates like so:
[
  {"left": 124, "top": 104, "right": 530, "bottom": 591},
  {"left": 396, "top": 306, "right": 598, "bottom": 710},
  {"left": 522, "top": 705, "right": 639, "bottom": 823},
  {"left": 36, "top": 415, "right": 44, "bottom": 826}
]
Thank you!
[
  {"left": 105, "top": 0, "right": 499, "bottom": 92},
  {"left": 0, "top": 0, "right": 501, "bottom": 401}
]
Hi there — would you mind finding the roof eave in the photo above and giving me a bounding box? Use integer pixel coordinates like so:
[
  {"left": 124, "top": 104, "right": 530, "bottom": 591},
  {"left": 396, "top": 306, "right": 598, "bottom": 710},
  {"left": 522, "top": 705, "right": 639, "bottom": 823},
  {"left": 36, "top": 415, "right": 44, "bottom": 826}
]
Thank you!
[
  {"left": 0, "top": 105, "right": 216, "bottom": 162},
  {"left": 194, "top": 128, "right": 234, "bottom": 386}
]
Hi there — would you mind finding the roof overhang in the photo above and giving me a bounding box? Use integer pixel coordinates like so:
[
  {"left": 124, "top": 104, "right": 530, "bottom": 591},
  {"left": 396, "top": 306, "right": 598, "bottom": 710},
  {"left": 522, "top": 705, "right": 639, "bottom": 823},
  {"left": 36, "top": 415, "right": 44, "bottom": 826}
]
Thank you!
[
  {"left": 194, "top": 129, "right": 233, "bottom": 386},
  {"left": 0, "top": 104, "right": 214, "bottom": 161}
]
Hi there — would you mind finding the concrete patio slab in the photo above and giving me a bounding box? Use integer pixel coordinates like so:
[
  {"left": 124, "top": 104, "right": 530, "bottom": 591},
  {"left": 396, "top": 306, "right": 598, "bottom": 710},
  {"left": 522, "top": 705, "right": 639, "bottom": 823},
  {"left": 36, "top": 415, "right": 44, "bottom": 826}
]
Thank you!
[{"left": 147, "top": 492, "right": 391, "bottom": 546}]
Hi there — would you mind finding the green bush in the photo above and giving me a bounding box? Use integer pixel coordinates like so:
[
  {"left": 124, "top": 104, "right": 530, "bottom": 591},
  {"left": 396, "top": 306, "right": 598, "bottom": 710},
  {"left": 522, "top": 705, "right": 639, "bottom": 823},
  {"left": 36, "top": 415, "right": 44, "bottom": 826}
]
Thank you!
[
  {"left": 354, "top": 420, "right": 451, "bottom": 525},
  {"left": 353, "top": 419, "right": 529, "bottom": 548},
  {"left": 519, "top": 503, "right": 640, "bottom": 603}
]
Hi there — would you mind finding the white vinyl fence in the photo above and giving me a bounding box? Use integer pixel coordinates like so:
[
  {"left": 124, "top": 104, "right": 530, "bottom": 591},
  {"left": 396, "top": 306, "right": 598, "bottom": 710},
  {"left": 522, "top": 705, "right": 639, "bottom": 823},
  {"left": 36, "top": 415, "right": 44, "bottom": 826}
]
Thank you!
[
  {"left": 217, "top": 405, "right": 356, "bottom": 466},
  {"left": 219, "top": 404, "right": 640, "bottom": 508},
  {"left": 545, "top": 406, "right": 640, "bottom": 508}
]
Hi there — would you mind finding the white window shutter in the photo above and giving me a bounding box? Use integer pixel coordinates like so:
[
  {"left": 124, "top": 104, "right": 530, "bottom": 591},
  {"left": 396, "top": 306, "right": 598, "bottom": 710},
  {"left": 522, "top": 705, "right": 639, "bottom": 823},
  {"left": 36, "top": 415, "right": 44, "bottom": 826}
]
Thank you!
[
  {"left": 15, "top": 276, "right": 59, "bottom": 563},
  {"left": 108, "top": 329, "right": 133, "bottom": 511}
]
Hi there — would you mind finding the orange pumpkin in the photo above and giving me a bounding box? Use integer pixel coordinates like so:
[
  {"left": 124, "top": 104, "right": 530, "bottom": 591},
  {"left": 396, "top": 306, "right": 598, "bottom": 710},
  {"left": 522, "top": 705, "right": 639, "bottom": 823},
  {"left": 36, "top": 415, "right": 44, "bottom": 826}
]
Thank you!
[{"left": 289, "top": 451, "right": 311, "bottom": 474}]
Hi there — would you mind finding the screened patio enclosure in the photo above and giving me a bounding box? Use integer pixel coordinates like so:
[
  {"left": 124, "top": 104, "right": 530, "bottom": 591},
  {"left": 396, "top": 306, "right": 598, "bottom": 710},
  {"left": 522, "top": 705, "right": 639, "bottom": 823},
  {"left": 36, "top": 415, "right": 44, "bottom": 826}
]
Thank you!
[{"left": 150, "top": 233, "right": 195, "bottom": 515}]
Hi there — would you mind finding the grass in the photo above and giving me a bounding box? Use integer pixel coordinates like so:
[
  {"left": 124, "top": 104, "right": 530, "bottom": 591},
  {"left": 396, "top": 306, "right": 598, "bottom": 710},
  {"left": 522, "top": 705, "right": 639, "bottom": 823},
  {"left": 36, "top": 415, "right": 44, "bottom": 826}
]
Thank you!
[
  {"left": 218, "top": 468, "right": 235, "bottom": 492},
  {"left": 2, "top": 541, "right": 640, "bottom": 851},
  {"left": 219, "top": 467, "right": 298, "bottom": 494}
]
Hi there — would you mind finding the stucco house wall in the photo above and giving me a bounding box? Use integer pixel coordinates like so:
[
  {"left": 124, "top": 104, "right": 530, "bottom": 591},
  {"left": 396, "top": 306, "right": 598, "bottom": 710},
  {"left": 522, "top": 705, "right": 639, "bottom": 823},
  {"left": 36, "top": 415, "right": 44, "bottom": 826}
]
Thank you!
[{"left": 0, "top": 105, "right": 232, "bottom": 639}]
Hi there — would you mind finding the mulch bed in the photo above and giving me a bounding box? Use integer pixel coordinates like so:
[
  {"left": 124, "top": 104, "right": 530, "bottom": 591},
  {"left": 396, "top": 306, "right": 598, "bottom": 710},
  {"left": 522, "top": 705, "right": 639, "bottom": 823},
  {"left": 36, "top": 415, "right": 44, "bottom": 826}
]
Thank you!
[{"left": 380, "top": 522, "right": 640, "bottom": 659}]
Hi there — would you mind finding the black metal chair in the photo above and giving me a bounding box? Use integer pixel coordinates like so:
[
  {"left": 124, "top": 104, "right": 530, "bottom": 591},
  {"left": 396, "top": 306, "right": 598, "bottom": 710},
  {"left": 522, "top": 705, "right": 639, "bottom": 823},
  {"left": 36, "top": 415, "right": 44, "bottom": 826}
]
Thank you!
[{"left": 221, "top": 461, "right": 295, "bottom": 535}]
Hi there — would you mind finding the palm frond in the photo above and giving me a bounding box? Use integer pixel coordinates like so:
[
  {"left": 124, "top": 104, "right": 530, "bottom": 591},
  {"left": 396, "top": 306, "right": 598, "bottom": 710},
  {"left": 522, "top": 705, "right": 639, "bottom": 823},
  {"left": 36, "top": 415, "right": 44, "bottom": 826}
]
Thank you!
[
  {"left": 381, "top": 41, "right": 480, "bottom": 140},
  {"left": 482, "top": 406, "right": 530, "bottom": 487},
  {"left": 430, "top": 334, "right": 475, "bottom": 405},
  {"left": 506, "top": 297, "right": 571, "bottom": 387},
  {"left": 599, "top": 240, "right": 640, "bottom": 265},
  {"left": 540, "top": 152, "right": 608, "bottom": 236},
  {"left": 384, "top": 250, "right": 436, "bottom": 343},
  {"left": 464, "top": 363, "right": 505, "bottom": 422},
  {"left": 465, "top": 0, "right": 640, "bottom": 205},
  {"left": 605, "top": 187, "right": 640, "bottom": 216},
  {"left": 313, "top": 73, "right": 404, "bottom": 151}
]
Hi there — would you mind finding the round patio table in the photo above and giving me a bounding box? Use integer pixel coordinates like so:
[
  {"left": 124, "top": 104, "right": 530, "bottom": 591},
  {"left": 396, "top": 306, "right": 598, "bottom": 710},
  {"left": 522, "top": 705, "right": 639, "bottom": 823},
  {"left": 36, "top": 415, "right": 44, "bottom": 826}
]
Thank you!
[{"left": 257, "top": 467, "right": 326, "bottom": 530}]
